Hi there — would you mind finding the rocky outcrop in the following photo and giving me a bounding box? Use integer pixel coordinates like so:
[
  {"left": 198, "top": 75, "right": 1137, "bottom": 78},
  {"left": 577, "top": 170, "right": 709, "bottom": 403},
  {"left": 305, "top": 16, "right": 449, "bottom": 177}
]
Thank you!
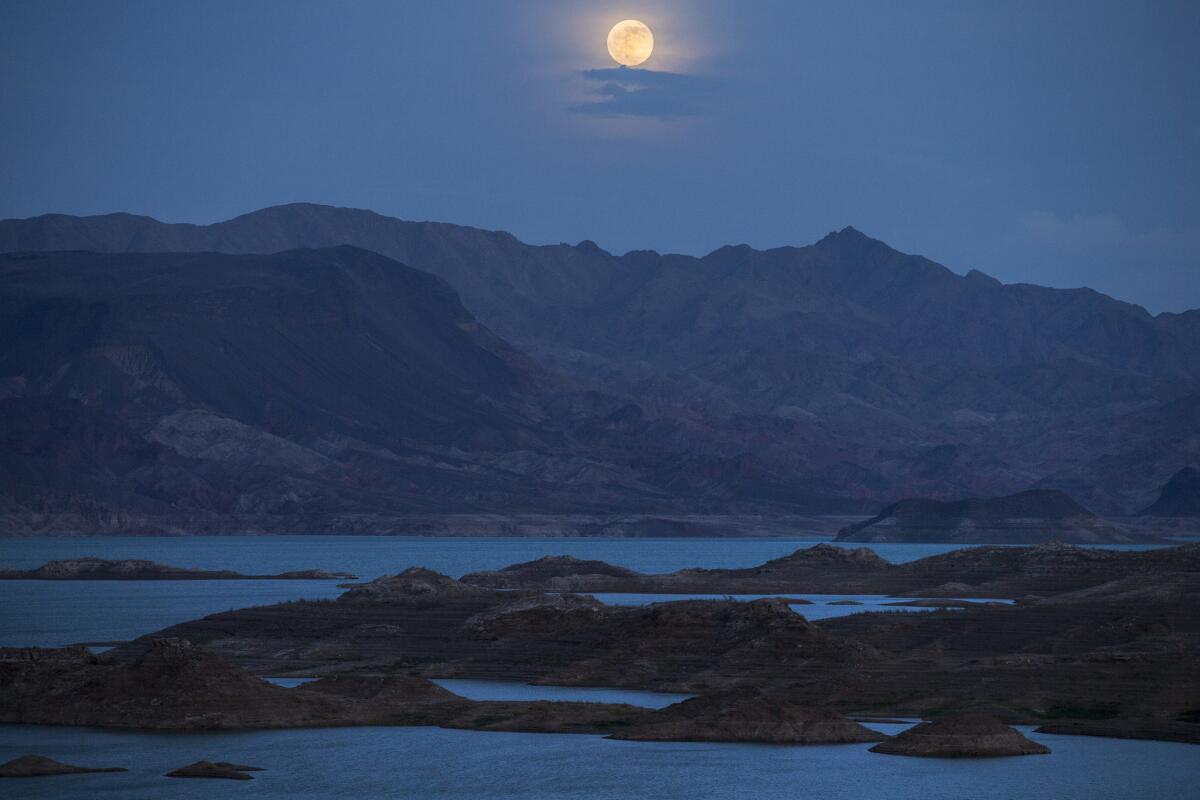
[
  {"left": 460, "top": 543, "right": 893, "bottom": 595},
  {"left": 0, "top": 640, "right": 650, "bottom": 736},
  {"left": 0, "top": 638, "right": 360, "bottom": 729},
  {"left": 0, "top": 557, "right": 356, "bottom": 581},
  {"left": 439, "top": 701, "right": 645, "bottom": 735},
  {"left": 336, "top": 568, "right": 494, "bottom": 605},
  {"left": 869, "top": 715, "right": 1050, "bottom": 757},
  {"left": 609, "top": 689, "right": 886, "bottom": 743},
  {"left": 0, "top": 755, "right": 126, "bottom": 778},
  {"left": 462, "top": 542, "right": 1200, "bottom": 598},
  {"left": 301, "top": 673, "right": 459, "bottom": 705},
  {"left": 1138, "top": 467, "right": 1200, "bottom": 517},
  {"left": 455, "top": 598, "right": 882, "bottom": 692},
  {"left": 462, "top": 592, "right": 607, "bottom": 629},
  {"left": 837, "top": 490, "right": 1155, "bottom": 544},
  {"left": 459, "top": 556, "right": 642, "bottom": 590},
  {"left": 165, "top": 761, "right": 263, "bottom": 780},
  {"left": 113, "top": 570, "right": 516, "bottom": 675}
]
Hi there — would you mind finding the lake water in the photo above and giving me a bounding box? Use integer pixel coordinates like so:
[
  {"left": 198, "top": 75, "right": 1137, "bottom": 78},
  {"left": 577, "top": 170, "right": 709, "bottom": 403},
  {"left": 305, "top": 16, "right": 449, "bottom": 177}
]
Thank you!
[
  {"left": 2, "top": 723, "right": 1196, "bottom": 800},
  {"left": 262, "top": 677, "right": 694, "bottom": 708},
  {"left": 1, "top": 536, "right": 1194, "bottom": 798}
]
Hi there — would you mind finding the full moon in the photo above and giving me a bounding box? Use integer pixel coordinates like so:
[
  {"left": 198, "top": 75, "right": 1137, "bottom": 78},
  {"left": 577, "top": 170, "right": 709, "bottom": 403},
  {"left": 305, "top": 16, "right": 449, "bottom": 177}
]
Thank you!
[{"left": 607, "top": 20, "right": 654, "bottom": 67}]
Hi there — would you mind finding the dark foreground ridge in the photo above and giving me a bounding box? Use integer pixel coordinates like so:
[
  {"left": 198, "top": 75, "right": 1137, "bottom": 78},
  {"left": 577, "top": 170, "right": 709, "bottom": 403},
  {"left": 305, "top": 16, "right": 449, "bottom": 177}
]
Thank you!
[{"left": 0, "top": 557, "right": 357, "bottom": 581}]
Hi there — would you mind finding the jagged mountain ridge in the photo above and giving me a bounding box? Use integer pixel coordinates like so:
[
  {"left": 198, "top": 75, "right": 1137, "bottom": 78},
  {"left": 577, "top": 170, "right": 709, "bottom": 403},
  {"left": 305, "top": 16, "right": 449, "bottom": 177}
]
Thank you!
[{"left": 2, "top": 204, "right": 1199, "bottom": 516}]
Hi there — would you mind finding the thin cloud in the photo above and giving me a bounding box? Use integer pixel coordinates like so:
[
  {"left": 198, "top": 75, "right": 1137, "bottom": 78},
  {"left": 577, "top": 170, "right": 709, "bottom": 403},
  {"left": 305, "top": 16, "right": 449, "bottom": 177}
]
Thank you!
[{"left": 569, "top": 67, "right": 720, "bottom": 119}]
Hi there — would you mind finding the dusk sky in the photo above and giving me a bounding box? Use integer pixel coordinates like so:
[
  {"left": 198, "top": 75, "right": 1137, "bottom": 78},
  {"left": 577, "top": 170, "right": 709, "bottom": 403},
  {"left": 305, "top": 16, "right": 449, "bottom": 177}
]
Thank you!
[{"left": 3, "top": 0, "right": 1197, "bottom": 312}]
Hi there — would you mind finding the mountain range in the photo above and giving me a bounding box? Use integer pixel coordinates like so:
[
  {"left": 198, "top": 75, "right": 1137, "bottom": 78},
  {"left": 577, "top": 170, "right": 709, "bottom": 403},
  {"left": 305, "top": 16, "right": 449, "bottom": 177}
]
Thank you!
[{"left": 1, "top": 203, "right": 1197, "bottom": 532}]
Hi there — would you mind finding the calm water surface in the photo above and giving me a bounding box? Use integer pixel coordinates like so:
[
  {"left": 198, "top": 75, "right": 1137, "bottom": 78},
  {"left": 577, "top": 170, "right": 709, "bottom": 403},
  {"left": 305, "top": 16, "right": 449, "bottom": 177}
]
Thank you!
[
  {"left": 2, "top": 723, "right": 1195, "bottom": 800},
  {"left": 263, "top": 677, "right": 693, "bottom": 708}
]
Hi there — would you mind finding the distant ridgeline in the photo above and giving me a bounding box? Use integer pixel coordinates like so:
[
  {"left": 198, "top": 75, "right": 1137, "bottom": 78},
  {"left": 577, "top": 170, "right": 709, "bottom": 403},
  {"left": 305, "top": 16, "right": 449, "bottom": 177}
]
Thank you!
[{"left": 1, "top": 204, "right": 1198, "bottom": 533}]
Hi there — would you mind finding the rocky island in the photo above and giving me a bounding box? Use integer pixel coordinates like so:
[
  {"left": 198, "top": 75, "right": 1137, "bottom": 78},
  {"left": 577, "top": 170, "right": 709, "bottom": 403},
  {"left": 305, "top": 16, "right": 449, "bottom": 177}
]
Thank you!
[
  {"left": 166, "top": 761, "right": 264, "bottom": 780},
  {"left": 869, "top": 715, "right": 1050, "bottom": 758},
  {"left": 0, "top": 557, "right": 357, "bottom": 581},
  {"left": 0, "top": 754, "right": 127, "bottom": 778}
]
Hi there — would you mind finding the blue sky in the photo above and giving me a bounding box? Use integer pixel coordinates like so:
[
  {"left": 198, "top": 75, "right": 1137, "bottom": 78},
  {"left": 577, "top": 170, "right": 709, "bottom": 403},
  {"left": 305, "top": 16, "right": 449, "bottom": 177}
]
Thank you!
[{"left": 2, "top": 1, "right": 1197, "bottom": 311}]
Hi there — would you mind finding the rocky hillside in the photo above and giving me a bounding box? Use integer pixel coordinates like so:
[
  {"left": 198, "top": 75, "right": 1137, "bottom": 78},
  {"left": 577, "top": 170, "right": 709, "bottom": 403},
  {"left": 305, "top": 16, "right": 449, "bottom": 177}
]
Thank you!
[
  {"left": 3, "top": 204, "right": 1199, "bottom": 517},
  {"left": 835, "top": 489, "right": 1151, "bottom": 544},
  {"left": 0, "top": 248, "right": 695, "bottom": 531},
  {"left": 1138, "top": 467, "right": 1200, "bottom": 517}
]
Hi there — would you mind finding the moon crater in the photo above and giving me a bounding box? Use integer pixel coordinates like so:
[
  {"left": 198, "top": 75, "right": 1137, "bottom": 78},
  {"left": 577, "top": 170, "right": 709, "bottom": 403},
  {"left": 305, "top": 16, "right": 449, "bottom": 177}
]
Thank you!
[{"left": 607, "top": 20, "right": 654, "bottom": 67}]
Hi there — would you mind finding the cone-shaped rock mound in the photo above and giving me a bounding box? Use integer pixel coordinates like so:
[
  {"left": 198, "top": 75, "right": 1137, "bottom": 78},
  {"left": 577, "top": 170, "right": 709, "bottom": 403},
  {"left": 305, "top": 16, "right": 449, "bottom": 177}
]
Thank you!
[
  {"left": 609, "top": 688, "right": 886, "bottom": 744},
  {"left": 869, "top": 714, "right": 1050, "bottom": 757}
]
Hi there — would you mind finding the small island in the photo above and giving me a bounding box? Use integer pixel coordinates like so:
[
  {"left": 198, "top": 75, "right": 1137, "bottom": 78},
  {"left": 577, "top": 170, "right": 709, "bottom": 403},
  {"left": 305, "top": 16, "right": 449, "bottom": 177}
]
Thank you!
[
  {"left": 0, "top": 755, "right": 127, "bottom": 778},
  {"left": 166, "top": 761, "right": 264, "bottom": 780},
  {"left": 869, "top": 715, "right": 1050, "bottom": 758}
]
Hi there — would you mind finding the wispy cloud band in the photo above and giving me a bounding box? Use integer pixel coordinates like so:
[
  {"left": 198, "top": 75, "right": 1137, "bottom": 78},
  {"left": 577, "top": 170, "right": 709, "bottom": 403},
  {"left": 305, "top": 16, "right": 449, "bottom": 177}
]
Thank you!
[{"left": 569, "top": 67, "right": 721, "bottom": 119}]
